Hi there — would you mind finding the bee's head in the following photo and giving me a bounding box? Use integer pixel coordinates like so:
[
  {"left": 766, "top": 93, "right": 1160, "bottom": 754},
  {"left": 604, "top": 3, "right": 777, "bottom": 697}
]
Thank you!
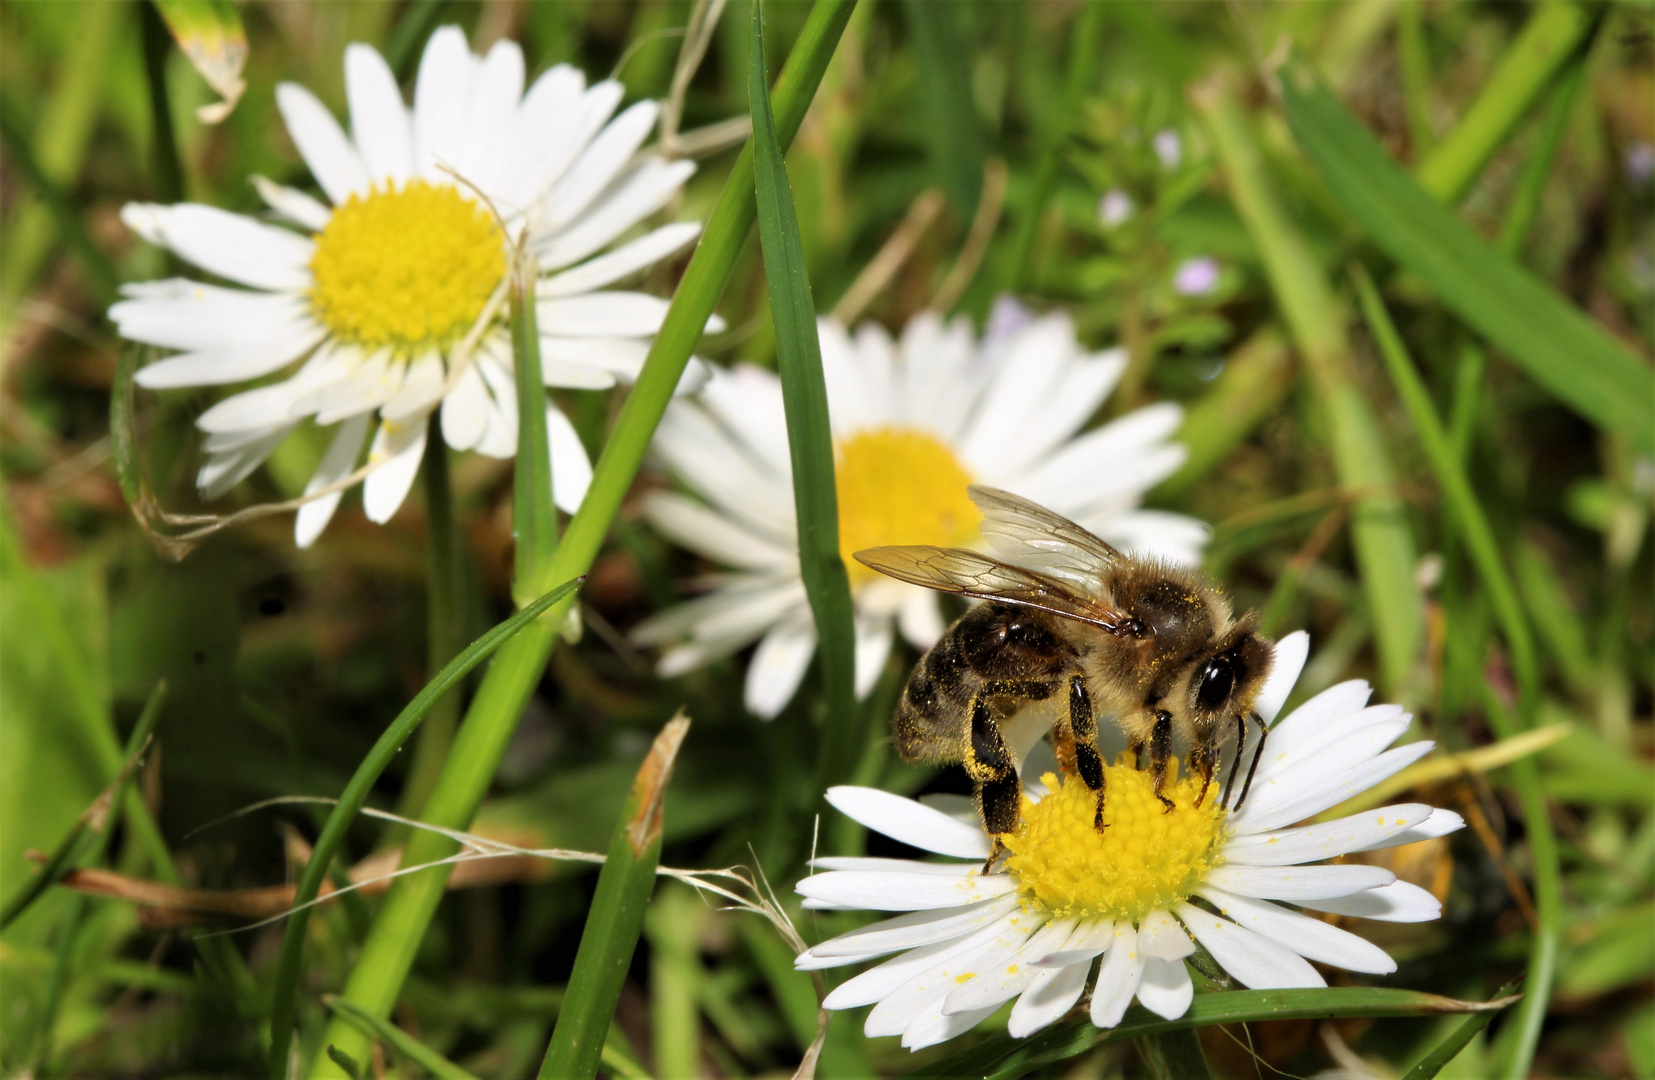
[{"left": 1187, "top": 616, "right": 1274, "bottom": 727}]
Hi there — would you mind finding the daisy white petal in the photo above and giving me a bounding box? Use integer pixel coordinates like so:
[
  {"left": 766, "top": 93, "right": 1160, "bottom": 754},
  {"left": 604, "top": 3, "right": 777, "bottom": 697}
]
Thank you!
[
  {"left": 499, "top": 64, "right": 587, "bottom": 204},
  {"left": 198, "top": 425, "right": 296, "bottom": 498},
  {"left": 854, "top": 614, "right": 895, "bottom": 698},
  {"left": 799, "top": 895, "right": 1020, "bottom": 965},
  {"left": 744, "top": 617, "right": 817, "bottom": 719},
  {"left": 903, "top": 1002, "right": 1001, "bottom": 1051},
  {"left": 641, "top": 492, "right": 795, "bottom": 569},
  {"left": 1255, "top": 630, "right": 1311, "bottom": 724},
  {"left": 1225, "top": 804, "right": 1435, "bottom": 866},
  {"left": 362, "top": 419, "right": 427, "bottom": 523},
  {"left": 865, "top": 916, "right": 1045, "bottom": 1036},
  {"left": 275, "top": 82, "right": 370, "bottom": 203},
  {"left": 897, "top": 587, "right": 946, "bottom": 649},
  {"left": 1205, "top": 863, "right": 1395, "bottom": 901},
  {"left": 1031, "top": 918, "right": 1116, "bottom": 968},
  {"left": 538, "top": 292, "right": 674, "bottom": 338},
  {"left": 1136, "top": 909, "right": 1195, "bottom": 960},
  {"left": 456, "top": 39, "right": 524, "bottom": 191},
  {"left": 1236, "top": 742, "right": 1437, "bottom": 835},
  {"left": 345, "top": 44, "right": 413, "bottom": 183},
  {"left": 1355, "top": 808, "right": 1466, "bottom": 851},
  {"left": 441, "top": 365, "right": 492, "bottom": 451},
  {"left": 540, "top": 100, "right": 660, "bottom": 233},
  {"left": 1175, "top": 902, "right": 1326, "bottom": 990},
  {"left": 1007, "top": 957, "right": 1093, "bottom": 1038},
  {"left": 944, "top": 918, "right": 1077, "bottom": 1014},
  {"left": 822, "top": 914, "right": 1021, "bottom": 1010},
  {"left": 472, "top": 359, "right": 519, "bottom": 460},
  {"left": 411, "top": 26, "right": 472, "bottom": 181},
  {"left": 252, "top": 175, "right": 332, "bottom": 231},
  {"left": 545, "top": 401, "right": 592, "bottom": 514},
  {"left": 1297, "top": 880, "right": 1443, "bottom": 923},
  {"left": 382, "top": 351, "right": 446, "bottom": 422},
  {"left": 198, "top": 382, "right": 311, "bottom": 434},
  {"left": 121, "top": 204, "right": 314, "bottom": 292},
  {"left": 1197, "top": 886, "right": 1398, "bottom": 974},
  {"left": 957, "top": 313, "right": 1077, "bottom": 469},
  {"left": 1135, "top": 958, "right": 1194, "bottom": 1020},
  {"left": 295, "top": 413, "right": 371, "bottom": 548},
  {"left": 538, "top": 222, "right": 702, "bottom": 297},
  {"left": 1088, "top": 924, "right": 1145, "bottom": 1028},
  {"left": 634, "top": 577, "right": 803, "bottom": 653},
  {"left": 698, "top": 365, "right": 792, "bottom": 476},
  {"left": 1012, "top": 404, "right": 1186, "bottom": 510},
  {"left": 797, "top": 869, "right": 1015, "bottom": 912},
  {"left": 825, "top": 786, "right": 993, "bottom": 860}
]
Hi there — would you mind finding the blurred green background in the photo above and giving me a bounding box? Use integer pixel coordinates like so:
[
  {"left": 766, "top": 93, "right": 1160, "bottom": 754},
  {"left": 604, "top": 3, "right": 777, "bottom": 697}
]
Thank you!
[{"left": 1, "top": 1, "right": 1651, "bottom": 1077}]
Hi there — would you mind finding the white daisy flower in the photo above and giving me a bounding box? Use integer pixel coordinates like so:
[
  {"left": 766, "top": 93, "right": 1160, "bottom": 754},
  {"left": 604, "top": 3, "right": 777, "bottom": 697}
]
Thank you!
[
  {"left": 633, "top": 307, "right": 1208, "bottom": 717},
  {"left": 112, "top": 27, "right": 719, "bottom": 547},
  {"left": 793, "top": 631, "right": 1465, "bottom": 1051}
]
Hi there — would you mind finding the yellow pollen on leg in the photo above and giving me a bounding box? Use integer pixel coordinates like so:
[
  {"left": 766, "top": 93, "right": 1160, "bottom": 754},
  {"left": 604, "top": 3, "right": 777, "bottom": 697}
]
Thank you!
[
  {"left": 835, "top": 427, "right": 978, "bottom": 587},
  {"left": 308, "top": 180, "right": 505, "bottom": 354},
  {"left": 1000, "top": 763, "right": 1226, "bottom": 925}
]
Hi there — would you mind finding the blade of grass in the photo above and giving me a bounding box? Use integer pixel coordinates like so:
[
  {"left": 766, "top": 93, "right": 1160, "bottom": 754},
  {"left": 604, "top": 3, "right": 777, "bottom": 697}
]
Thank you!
[
  {"left": 899, "top": 0, "right": 986, "bottom": 218},
  {"left": 1352, "top": 267, "right": 1560, "bottom": 1080},
  {"left": 1280, "top": 65, "right": 1653, "bottom": 453},
  {"left": 1396, "top": 1, "right": 1433, "bottom": 157},
  {"left": 310, "top": 5, "right": 856, "bottom": 1072},
  {"left": 538, "top": 714, "right": 690, "bottom": 1080},
  {"left": 1495, "top": 57, "right": 1587, "bottom": 256},
  {"left": 1138, "top": 1029, "right": 1213, "bottom": 1080},
  {"left": 1155, "top": 328, "right": 1293, "bottom": 500},
  {"left": 0, "top": 681, "right": 166, "bottom": 931},
  {"left": 0, "top": 101, "right": 119, "bottom": 306},
  {"left": 324, "top": 995, "right": 482, "bottom": 1080},
  {"left": 140, "top": 0, "right": 185, "bottom": 203},
  {"left": 1196, "top": 82, "right": 1423, "bottom": 698},
  {"left": 266, "top": 577, "right": 583, "bottom": 1079},
  {"left": 1414, "top": 1, "right": 1597, "bottom": 204},
  {"left": 1401, "top": 980, "right": 1521, "bottom": 1080},
  {"left": 750, "top": 0, "right": 857, "bottom": 775},
  {"left": 913, "top": 987, "right": 1519, "bottom": 1079}
]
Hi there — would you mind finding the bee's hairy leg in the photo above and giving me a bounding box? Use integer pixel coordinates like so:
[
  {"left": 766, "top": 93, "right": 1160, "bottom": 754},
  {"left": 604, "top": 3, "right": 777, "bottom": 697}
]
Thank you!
[
  {"left": 1066, "top": 676, "right": 1108, "bottom": 829},
  {"left": 1150, "top": 710, "right": 1175, "bottom": 812},
  {"left": 980, "top": 836, "right": 1006, "bottom": 875},
  {"left": 1234, "top": 711, "right": 1268, "bottom": 810},
  {"left": 965, "top": 690, "right": 1022, "bottom": 848},
  {"left": 1221, "top": 711, "right": 1248, "bottom": 809},
  {"left": 1191, "top": 742, "right": 1215, "bottom": 809}
]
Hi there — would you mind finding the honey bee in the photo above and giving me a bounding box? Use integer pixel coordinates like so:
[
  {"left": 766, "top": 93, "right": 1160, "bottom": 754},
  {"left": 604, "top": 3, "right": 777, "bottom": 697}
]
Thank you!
[{"left": 855, "top": 485, "right": 1275, "bottom": 842}]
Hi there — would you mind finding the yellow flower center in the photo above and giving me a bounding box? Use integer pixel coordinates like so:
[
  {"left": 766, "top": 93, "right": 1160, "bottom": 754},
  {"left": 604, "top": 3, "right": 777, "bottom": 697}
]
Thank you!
[
  {"left": 1002, "top": 764, "right": 1226, "bottom": 925},
  {"left": 309, "top": 180, "right": 506, "bottom": 354},
  {"left": 835, "top": 427, "right": 978, "bottom": 587}
]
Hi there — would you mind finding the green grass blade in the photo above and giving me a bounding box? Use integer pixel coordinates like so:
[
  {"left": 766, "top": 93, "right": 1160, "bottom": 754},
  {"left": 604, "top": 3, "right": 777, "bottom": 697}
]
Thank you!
[
  {"left": 324, "top": 996, "right": 482, "bottom": 1080},
  {"left": 749, "top": 0, "right": 857, "bottom": 760},
  {"left": 265, "top": 578, "right": 582, "bottom": 1079},
  {"left": 0, "top": 98, "right": 119, "bottom": 305},
  {"left": 538, "top": 715, "right": 689, "bottom": 1080},
  {"left": 510, "top": 261, "right": 561, "bottom": 597},
  {"left": 1156, "top": 328, "right": 1293, "bottom": 500},
  {"left": 1414, "top": 2, "right": 1597, "bottom": 204},
  {"left": 913, "top": 987, "right": 1519, "bottom": 1080},
  {"left": 1280, "top": 65, "right": 1653, "bottom": 453},
  {"left": 1197, "top": 85, "right": 1422, "bottom": 696},
  {"left": 1352, "top": 268, "right": 1561, "bottom": 1080},
  {"left": 0, "top": 680, "right": 165, "bottom": 931},
  {"left": 899, "top": 0, "right": 986, "bottom": 218},
  {"left": 308, "top": 6, "right": 856, "bottom": 1073},
  {"left": 1401, "top": 981, "right": 1521, "bottom": 1080}
]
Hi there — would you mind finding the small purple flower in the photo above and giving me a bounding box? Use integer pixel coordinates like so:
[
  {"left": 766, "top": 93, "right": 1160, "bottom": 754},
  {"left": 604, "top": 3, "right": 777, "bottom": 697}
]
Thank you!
[
  {"left": 1098, "top": 189, "right": 1135, "bottom": 228},
  {"left": 1173, "top": 256, "right": 1220, "bottom": 296},
  {"left": 1154, "top": 129, "right": 1183, "bottom": 170},
  {"left": 984, "top": 294, "right": 1035, "bottom": 347}
]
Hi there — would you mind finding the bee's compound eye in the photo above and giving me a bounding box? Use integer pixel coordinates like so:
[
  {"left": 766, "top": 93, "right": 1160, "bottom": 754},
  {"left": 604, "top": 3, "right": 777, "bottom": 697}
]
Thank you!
[{"left": 1196, "top": 656, "right": 1235, "bottom": 713}]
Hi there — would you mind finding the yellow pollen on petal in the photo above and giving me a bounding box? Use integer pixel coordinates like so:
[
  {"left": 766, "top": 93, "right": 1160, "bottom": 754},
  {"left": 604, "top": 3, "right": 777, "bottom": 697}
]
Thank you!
[
  {"left": 1001, "top": 763, "right": 1227, "bottom": 925},
  {"left": 835, "top": 427, "right": 978, "bottom": 587},
  {"left": 309, "top": 180, "right": 505, "bottom": 354}
]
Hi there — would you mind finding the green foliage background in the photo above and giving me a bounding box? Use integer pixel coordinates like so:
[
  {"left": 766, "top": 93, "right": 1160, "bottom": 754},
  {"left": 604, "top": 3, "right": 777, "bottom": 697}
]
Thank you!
[{"left": 0, "top": 1, "right": 1651, "bottom": 1078}]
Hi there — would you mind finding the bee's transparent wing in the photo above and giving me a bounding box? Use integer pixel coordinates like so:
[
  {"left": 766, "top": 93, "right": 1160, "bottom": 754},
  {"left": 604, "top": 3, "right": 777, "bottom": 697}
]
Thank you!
[
  {"left": 968, "top": 485, "right": 1124, "bottom": 587},
  {"left": 853, "top": 545, "right": 1130, "bottom": 631}
]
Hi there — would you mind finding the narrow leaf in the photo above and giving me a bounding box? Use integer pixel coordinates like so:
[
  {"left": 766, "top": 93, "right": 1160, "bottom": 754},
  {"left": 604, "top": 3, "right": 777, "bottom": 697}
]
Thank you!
[
  {"left": 325, "top": 996, "right": 481, "bottom": 1080},
  {"left": 900, "top": 0, "right": 986, "bottom": 218},
  {"left": 1402, "top": 981, "right": 1521, "bottom": 1080},
  {"left": 1280, "top": 65, "right": 1653, "bottom": 452},
  {"left": 265, "top": 578, "right": 583, "bottom": 1079},
  {"left": 749, "top": 0, "right": 857, "bottom": 744},
  {"left": 538, "top": 714, "right": 690, "bottom": 1080}
]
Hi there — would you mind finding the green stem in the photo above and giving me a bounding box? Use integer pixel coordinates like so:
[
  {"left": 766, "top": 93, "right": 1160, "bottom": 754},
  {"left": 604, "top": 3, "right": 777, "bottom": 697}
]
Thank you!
[
  {"left": 397, "top": 423, "right": 466, "bottom": 822},
  {"left": 1402, "top": 980, "right": 1521, "bottom": 1080},
  {"left": 1495, "top": 55, "right": 1587, "bottom": 257},
  {"left": 1415, "top": 1, "right": 1597, "bottom": 204},
  {"left": 1352, "top": 268, "right": 1559, "bottom": 1080},
  {"left": 308, "top": 6, "right": 857, "bottom": 1071},
  {"left": 1396, "top": 1, "right": 1434, "bottom": 158},
  {"left": 265, "top": 580, "right": 582, "bottom": 1080},
  {"left": 141, "top": 0, "right": 186, "bottom": 205},
  {"left": 538, "top": 717, "right": 688, "bottom": 1080},
  {"left": 1004, "top": 0, "right": 1105, "bottom": 291}
]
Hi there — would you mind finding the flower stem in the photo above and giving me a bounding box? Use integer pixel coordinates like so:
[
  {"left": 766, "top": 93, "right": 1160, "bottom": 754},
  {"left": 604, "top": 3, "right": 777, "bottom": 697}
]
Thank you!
[{"left": 396, "top": 421, "right": 466, "bottom": 822}]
